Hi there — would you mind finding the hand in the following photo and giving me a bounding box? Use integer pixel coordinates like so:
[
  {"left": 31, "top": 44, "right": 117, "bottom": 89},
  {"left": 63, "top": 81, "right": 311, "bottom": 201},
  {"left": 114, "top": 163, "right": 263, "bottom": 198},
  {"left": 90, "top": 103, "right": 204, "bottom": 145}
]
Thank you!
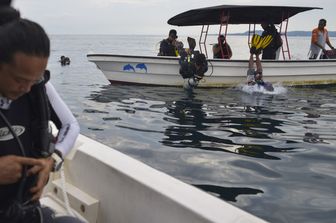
[
  {"left": 250, "top": 46, "right": 256, "bottom": 55},
  {"left": 255, "top": 48, "right": 262, "bottom": 55},
  {"left": 0, "top": 155, "right": 43, "bottom": 185},
  {"left": 28, "top": 157, "right": 54, "bottom": 201}
]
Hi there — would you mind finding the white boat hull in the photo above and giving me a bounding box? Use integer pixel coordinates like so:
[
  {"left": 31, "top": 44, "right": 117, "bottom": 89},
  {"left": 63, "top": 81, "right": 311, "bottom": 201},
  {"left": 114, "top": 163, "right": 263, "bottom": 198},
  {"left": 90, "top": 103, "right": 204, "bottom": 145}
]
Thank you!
[
  {"left": 42, "top": 134, "right": 266, "bottom": 223},
  {"left": 87, "top": 54, "right": 336, "bottom": 87}
]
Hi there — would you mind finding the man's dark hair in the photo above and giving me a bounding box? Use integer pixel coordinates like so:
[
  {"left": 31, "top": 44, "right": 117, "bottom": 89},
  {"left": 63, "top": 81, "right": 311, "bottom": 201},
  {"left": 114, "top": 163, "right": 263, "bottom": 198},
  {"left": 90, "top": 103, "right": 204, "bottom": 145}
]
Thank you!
[
  {"left": 0, "top": 6, "right": 20, "bottom": 25},
  {"left": 319, "top": 19, "right": 326, "bottom": 25},
  {"left": 169, "top": 29, "right": 177, "bottom": 37},
  {"left": 0, "top": 18, "right": 50, "bottom": 64},
  {"left": 0, "top": 0, "right": 11, "bottom": 6}
]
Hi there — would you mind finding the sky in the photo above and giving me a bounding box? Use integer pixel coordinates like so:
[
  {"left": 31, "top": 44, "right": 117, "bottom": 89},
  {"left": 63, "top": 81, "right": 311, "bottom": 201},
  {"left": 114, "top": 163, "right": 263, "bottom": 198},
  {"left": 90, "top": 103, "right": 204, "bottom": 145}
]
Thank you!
[{"left": 12, "top": 0, "right": 336, "bottom": 35}]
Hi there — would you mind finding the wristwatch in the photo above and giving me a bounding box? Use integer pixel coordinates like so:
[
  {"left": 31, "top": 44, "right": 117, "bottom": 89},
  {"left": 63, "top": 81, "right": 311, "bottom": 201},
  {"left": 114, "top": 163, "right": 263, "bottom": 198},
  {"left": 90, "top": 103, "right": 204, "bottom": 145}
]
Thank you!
[{"left": 51, "top": 150, "right": 64, "bottom": 172}]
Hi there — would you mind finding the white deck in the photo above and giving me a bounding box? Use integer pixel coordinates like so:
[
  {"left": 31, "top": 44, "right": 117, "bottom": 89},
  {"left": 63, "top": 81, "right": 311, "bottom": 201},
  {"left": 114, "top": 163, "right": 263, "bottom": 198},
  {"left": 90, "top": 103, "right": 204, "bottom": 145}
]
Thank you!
[{"left": 43, "top": 134, "right": 267, "bottom": 223}]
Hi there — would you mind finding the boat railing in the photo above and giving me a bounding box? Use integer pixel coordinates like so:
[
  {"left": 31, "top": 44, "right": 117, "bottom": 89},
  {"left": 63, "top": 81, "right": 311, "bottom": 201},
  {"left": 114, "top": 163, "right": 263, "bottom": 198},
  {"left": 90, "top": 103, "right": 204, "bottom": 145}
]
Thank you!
[{"left": 199, "top": 25, "right": 209, "bottom": 57}]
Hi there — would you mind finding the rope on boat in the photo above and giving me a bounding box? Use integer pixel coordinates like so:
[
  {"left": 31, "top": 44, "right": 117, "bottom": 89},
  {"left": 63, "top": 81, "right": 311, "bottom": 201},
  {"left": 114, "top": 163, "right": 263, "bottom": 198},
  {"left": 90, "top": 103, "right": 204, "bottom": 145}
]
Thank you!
[
  {"left": 206, "top": 60, "right": 214, "bottom": 77},
  {"left": 60, "top": 165, "right": 76, "bottom": 217}
]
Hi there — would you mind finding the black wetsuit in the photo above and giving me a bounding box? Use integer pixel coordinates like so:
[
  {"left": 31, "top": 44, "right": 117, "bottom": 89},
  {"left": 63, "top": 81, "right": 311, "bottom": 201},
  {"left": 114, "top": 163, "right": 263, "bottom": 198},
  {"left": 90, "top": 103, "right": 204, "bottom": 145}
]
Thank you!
[
  {"left": 262, "top": 27, "right": 282, "bottom": 59},
  {"left": 158, "top": 38, "right": 176, "bottom": 56},
  {"left": 0, "top": 69, "right": 81, "bottom": 222},
  {"left": 179, "top": 51, "right": 208, "bottom": 80},
  {"left": 0, "top": 93, "right": 36, "bottom": 209},
  {"left": 0, "top": 74, "right": 55, "bottom": 219}
]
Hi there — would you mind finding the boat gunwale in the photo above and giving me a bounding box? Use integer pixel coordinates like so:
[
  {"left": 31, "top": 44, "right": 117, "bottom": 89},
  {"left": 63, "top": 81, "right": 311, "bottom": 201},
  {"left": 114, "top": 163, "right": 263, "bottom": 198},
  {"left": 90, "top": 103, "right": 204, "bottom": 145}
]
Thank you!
[{"left": 87, "top": 54, "right": 336, "bottom": 63}]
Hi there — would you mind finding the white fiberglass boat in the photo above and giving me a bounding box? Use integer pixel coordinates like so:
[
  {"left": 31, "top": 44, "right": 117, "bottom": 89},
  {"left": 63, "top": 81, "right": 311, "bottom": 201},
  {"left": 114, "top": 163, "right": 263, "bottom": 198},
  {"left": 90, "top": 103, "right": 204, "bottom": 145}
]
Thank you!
[
  {"left": 41, "top": 134, "right": 266, "bottom": 223},
  {"left": 87, "top": 5, "right": 336, "bottom": 88}
]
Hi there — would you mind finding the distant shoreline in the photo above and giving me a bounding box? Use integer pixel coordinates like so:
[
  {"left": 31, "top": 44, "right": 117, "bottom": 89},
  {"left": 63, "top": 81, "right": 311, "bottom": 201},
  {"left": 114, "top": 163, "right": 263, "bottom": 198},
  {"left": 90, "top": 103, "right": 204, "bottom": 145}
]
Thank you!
[
  {"left": 226, "top": 31, "right": 336, "bottom": 37},
  {"left": 50, "top": 32, "right": 336, "bottom": 37}
]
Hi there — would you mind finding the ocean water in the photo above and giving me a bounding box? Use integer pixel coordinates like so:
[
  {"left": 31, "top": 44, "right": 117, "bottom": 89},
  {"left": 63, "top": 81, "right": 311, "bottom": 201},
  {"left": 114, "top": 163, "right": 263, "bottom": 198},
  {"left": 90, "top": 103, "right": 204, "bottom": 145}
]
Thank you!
[{"left": 48, "top": 35, "right": 336, "bottom": 223}]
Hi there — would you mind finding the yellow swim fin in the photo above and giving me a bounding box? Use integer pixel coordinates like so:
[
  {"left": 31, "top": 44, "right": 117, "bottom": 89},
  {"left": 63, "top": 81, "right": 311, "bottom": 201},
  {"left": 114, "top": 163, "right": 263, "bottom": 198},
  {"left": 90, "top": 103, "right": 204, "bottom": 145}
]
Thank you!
[
  {"left": 260, "top": 35, "right": 273, "bottom": 49},
  {"left": 256, "top": 36, "right": 265, "bottom": 49},
  {"left": 251, "top": 34, "right": 262, "bottom": 48}
]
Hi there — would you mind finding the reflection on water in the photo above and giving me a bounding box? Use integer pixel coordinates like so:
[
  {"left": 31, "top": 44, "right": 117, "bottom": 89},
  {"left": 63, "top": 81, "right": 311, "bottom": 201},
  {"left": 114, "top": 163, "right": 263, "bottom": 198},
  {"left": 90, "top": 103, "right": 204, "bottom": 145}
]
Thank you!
[
  {"left": 162, "top": 92, "right": 295, "bottom": 159},
  {"left": 194, "top": 184, "right": 264, "bottom": 202},
  {"left": 85, "top": 84, "right": 336, "bottom": 223},
  {"left": 47, "top": 34, "right": 336, "bottom": 223}
]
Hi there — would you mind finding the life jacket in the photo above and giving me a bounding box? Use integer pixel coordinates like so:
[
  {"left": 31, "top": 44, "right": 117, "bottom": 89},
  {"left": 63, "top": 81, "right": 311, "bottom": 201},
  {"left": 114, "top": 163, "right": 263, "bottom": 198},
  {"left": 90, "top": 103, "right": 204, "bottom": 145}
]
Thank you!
[
  {"left": 29, "top": 70, "right": 53, "bottom": 157},
  {"left": 0, "top": 70, "right": 54, "bottom": 221}
]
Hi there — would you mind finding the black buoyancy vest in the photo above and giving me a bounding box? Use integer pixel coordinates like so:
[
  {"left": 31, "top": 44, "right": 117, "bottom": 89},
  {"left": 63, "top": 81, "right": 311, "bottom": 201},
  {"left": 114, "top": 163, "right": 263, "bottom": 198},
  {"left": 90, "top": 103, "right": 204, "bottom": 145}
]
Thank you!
[{"left": 29, "top": 70, "right": 53, "bottom": 157}]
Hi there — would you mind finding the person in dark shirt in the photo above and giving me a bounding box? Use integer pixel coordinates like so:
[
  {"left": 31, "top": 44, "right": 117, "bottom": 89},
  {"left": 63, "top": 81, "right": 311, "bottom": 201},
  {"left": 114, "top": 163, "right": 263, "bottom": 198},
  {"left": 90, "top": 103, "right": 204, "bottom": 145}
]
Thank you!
[
  {"left": 158, "top": 29, "right": 178, "bottom": 56},
  {"left": 261, "top": 22, "right": 283, "bottom": 60},
  {"left": 212, "top": 34, "right": 232, "bottom": 59}
]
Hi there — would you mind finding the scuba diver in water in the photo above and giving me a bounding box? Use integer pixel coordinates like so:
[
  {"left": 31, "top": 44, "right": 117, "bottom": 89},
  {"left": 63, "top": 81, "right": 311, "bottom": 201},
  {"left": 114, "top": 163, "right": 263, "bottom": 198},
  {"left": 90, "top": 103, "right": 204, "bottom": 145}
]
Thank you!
[
  {"left": 60, "top": 55, "right": 71, "bottom": 66},
  {"left": 247, "top": 34, "right": 274, "bottom": 91},
  {"left": 179, "top": 37, "right": 208, "bottom": 90}
]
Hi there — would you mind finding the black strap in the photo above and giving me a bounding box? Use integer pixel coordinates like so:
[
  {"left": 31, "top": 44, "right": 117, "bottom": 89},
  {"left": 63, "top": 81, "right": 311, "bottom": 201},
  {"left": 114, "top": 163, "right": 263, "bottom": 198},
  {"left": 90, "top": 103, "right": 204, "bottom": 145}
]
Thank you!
[{"left": 29, "top": 70, "right": 53, "bottom": 157}]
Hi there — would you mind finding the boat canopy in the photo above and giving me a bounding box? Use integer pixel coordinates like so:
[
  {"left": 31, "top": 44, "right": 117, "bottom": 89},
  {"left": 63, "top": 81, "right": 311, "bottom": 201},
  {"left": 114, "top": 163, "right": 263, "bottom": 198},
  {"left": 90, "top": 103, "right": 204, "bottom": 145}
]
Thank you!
[{"left": 168, "top": 5, "right": 322, "bottom": 26}]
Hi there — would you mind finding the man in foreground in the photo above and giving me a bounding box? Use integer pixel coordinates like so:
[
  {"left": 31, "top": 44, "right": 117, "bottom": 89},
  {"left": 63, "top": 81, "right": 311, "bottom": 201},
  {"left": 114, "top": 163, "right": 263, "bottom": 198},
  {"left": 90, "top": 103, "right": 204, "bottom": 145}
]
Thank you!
[{"left": 0, "top": 18, "right": 82, "bottom": 223}]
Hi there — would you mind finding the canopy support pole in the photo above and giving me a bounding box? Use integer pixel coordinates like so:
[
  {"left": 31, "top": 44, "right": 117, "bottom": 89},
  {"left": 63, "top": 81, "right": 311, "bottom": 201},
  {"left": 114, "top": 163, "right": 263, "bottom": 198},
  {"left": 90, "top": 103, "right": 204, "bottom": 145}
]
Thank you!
[
  {"left": 248, "top": 23, "right": 256, "bottom": 48},
  {"left": 199, "top": 25, "right": 209, "bottom": 58},
  {"left": 279, "top": 11, "right": 291, "bottom": 60},
  {"left": 218, "top": 11, "right": 230, "bottom": 59}
]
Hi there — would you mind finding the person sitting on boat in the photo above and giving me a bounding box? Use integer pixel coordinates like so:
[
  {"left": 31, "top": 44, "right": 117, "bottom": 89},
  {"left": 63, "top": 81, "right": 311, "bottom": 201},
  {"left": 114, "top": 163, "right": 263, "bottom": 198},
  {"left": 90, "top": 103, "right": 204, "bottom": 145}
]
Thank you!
[
  {"left": 261, "top": 22, "right": 282, "bottom": 60},
  {"left": 158, "top": 29, "right": 178, "bottom": 57},
  {"left": 212, "top": 34, "right": 232, "bottom": 59},
  {"left": 247, "top": 50, "right": 274, "bottom": 91},
  {"left": 309, "top": 19, "right": 334, "bottom": 59}
]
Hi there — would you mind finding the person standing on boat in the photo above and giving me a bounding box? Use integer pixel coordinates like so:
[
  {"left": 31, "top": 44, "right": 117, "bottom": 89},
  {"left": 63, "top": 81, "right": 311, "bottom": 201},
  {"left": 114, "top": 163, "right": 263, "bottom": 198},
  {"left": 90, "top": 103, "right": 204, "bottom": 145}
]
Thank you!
[
  {"left": 309, "top": 19, "right": 334, "bottom": 59},
  {"left": 261, "top": 22, "right": 282, "bottom": 60},
  {"left": 158, "top": 29, "right": 178, "bottom": 56},
  {"left": 0, "top": 15, "right": 82, "bottom": 223},
  {"left": 212, "top": 34, "right": 232, "bottom": 59}
]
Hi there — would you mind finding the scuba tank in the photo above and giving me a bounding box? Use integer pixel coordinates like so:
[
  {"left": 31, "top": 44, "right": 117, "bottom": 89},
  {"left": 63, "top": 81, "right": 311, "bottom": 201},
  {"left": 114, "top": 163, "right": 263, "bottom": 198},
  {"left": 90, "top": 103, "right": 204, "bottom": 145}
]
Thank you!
[
  {"left": 180, "top": 51, "right": 208, "bottom": 90},
  {"left": 183, "top": 77, "right": 199, "bottom": 90}
]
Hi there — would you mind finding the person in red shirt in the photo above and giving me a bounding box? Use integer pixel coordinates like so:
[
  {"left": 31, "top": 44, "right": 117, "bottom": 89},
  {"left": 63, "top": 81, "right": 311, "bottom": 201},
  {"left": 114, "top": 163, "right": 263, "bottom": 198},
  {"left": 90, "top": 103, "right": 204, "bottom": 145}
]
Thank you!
[
  {"left": 212, "top": 35, "right": 233, "bottom": 59},
  {"left": 309, "top": 19, "right": 334, "bottom": 59}
]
